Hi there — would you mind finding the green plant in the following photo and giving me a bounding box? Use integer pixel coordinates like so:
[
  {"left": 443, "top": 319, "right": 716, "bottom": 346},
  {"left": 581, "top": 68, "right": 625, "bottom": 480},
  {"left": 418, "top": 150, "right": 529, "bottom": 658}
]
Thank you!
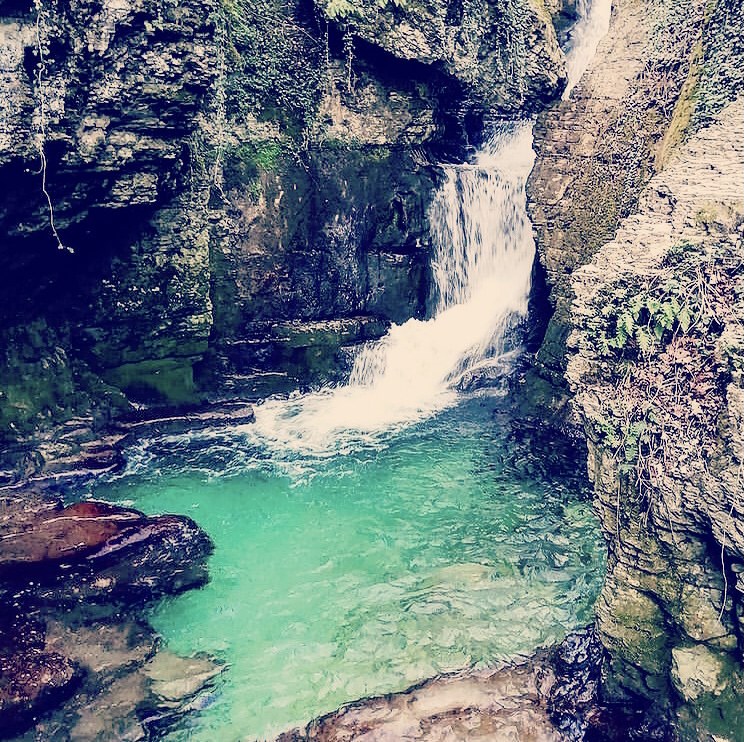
[
  {"left": 580, "top": 239, "right": 742, "bottom": 538},
  {"left": 322, "top": 0, "right": 408, "bottom": 21},
  {"left": 221, "top": 0, "right": 323, "bottom": 133}
]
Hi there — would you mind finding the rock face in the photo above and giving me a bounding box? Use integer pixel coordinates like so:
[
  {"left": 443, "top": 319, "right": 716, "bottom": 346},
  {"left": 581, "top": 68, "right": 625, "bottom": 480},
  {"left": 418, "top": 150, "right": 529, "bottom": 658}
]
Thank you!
[
  {"left": 523, "top": 0, "right": 744, "bottom": 735},
  {"left": 314, "top": 0, "right": 566, "bottom": 116},
  {"left": 568, "top": 93, "right": 744, "bottom": 740},
  {"left": 279, "top": 629, "right": 608, "bottom": 742},
  {"left": 525, "top": 0, "right": 744, "bottom": 737},
  {"left": 0, "top": 488, "right": 215, "bottom": 737},
  {"left": 0, "top": 0, "right": 571, "bottom": 475},
  {"left": 526, "top": 0, "right": 709, "bottom": 417},
  {"left": 0, "top": 494, "right": 213, "bottom": 606},
  {"left": 0, "top": 612, "right": 82, "bottom": 739}
]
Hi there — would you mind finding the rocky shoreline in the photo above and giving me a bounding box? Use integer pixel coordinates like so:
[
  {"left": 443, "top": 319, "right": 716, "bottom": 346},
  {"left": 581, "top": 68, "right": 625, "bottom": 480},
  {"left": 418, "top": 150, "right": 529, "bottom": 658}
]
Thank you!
[
  {"left": 0, "top": 399, "right": 611, "bottom": 741},
  {"left": 0, "top": 403, "right": 260, "bottom": 739},
  {"left": 276, "top": 627, "right": 667, "bottom": 742}
]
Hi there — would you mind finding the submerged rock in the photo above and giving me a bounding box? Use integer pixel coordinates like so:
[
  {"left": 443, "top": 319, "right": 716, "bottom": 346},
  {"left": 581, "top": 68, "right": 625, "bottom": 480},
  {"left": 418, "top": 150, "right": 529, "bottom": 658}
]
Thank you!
[
  {"left": 142, "top": 650, "right": 224, "bottom": 707},
  {"left": 0, "top": 646, "right": 83, "bottom": 738},
  {"left": 279, "top": 629, "right": 615, "bottom": 741}
]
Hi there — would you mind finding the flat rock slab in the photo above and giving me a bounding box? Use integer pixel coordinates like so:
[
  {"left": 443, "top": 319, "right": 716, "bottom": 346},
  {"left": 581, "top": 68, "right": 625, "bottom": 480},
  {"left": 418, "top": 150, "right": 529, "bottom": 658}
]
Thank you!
[
  {"left": 119, "top": 400, "right": 256, "bottom": 438},
  {"left": 0, "top": 501, "right": 141, "bottom": 570},
  {"left": 278, "top": 655, "right": 565, "bottom": 742},
  {"left": 143, "top": 649, "right": 223, "bottom": 706}
]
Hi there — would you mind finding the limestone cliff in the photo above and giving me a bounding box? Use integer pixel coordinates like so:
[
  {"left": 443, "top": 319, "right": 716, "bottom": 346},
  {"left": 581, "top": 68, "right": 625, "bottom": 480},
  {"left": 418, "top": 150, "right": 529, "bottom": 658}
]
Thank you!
[
  {"left": 569, "top": 91, "right": 744, "bottom": 740},
  {"left": 526, "top": 0, "right": 710, "bottom": 416},
  {"left": 0, "top": 0, "right": 570, "bottom": 476},
  {"left": 314, "top": 0, "right": 566, "bottom": 115},
  {"left": 528, "top": 0, "right": 744, "bottom": 737}
]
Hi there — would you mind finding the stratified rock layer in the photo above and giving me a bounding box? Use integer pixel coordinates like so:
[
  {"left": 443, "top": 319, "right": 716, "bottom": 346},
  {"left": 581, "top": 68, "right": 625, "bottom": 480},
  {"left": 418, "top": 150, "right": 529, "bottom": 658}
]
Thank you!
[
  {"left": 568, "top": 93, "right": 744, "bottom": 741},
  {"left": 526, "top": 0, "right": 708, "bottom": 414},
  {"left": 315, "top": 0, "right": 566, "bottom": 115}
]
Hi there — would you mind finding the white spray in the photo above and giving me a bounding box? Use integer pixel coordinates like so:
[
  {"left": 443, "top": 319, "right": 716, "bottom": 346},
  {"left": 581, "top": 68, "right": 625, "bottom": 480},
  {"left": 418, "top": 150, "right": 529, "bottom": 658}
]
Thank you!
[{"left": 249, "top": 0, "right": 612, "bottom": 457}]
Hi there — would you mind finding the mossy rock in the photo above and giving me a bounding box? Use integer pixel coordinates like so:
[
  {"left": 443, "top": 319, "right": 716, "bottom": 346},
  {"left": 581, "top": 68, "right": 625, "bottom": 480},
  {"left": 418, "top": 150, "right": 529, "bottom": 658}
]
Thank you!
[{"left": 103, "top": 358, "right": 203, "bottom": 405}]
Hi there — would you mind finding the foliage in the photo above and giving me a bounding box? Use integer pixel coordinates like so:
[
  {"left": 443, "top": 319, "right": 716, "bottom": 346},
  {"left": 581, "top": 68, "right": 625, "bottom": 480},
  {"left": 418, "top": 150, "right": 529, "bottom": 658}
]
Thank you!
[
  {"left": 321, "top": 0, "right": 408, "bottom": 20},
  {"left": 220, "top": 139, "right": 285, "bottom": 194},
  {"left": 578, "top": 238, "right": 743, "bottom": 524},
  {"left": 220, "top": 0, "right": 324, "bottom": 134},
  {"left": 584, "top": 241, "right": 720, "bottom": 358}
]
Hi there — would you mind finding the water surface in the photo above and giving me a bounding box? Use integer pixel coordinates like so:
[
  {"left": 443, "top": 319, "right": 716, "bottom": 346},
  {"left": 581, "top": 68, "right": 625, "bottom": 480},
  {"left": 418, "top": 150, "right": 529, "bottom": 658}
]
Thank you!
[{"left": 94, "top": 397, "right": 603, "bottom": 740}]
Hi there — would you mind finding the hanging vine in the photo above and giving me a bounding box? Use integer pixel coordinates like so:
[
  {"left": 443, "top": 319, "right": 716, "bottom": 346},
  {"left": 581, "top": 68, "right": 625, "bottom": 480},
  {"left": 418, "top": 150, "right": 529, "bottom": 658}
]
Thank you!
[
  {"left": 32, "top": 0, "right": 70, "bottom": 252},
  {"left": 208, "top": 6, "right": 230, "bottom": 203}
]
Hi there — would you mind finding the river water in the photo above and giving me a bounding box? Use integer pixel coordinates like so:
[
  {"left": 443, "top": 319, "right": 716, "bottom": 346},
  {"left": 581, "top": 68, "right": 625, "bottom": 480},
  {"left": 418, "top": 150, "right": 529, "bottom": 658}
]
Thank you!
[{"left": 92, "top": 2, "right": 612, "bottom": 738}]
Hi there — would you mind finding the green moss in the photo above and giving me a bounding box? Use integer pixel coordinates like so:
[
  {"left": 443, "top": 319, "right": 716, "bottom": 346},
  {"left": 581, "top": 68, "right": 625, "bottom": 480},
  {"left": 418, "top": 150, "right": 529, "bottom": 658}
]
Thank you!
[
  {"left": 600, "top": 584, "right": 671, "bottom": 677},
  {"left": 0, "top": 321, "right": 130, "bottom": 444},
  {"left": 656, "top": 39, "right": 703, "bottom": 168},
  {"left": 221, "top": 139, "right": 285, "bottom": 193},
  {"left": 103, "top": 358, "right": 202, "bottom": 405}
]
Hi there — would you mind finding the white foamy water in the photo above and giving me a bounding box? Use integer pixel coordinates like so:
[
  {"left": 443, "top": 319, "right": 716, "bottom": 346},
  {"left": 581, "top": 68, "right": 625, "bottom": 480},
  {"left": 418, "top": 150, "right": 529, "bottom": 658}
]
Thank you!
[
  {"left": 248, "top": 3, "right": 612, "bottom": 458},
  {"left": 563, "top": 0, "right": 612, "bottom": 99},
  {"left": 250, "top": 122, "right": 536, "bottom": 457}
]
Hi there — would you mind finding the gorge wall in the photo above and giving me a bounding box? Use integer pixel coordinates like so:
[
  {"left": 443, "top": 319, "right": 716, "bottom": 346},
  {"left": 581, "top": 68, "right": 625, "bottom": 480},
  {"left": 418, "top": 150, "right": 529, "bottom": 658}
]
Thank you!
[
  {"left": 528, "top": 0, "right": 744, "bottom": 738},
  {"left": 0, "top": 0, "right": 571, "bottom": 478}
]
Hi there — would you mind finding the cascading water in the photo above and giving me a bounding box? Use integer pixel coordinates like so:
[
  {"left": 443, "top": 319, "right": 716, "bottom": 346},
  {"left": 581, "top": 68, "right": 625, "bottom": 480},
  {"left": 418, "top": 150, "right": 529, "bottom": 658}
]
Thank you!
[
  {"left": 251, "top": 123, "right": 537, "bottom": 458},
  {"left": 563, "top": 0, "right": 613, "bottom": 98},
  {"left": 86, "top": 4, "right": 614, "bottom": 740},
  {"left": 251, "top": 0, "right": 612, "bottom": 459}
]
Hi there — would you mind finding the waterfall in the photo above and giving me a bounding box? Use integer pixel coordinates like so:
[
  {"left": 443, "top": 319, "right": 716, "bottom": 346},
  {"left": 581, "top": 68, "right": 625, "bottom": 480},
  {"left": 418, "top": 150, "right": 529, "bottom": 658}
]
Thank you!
[
  {"left": 563, "top": 0, "right": 612, "bottom": 99},
  {"left": 250, "top": 124, "right": 534, "bottom": 456},
  {"left": 248, "top": 1, "right": 611, "bottom": 458}
]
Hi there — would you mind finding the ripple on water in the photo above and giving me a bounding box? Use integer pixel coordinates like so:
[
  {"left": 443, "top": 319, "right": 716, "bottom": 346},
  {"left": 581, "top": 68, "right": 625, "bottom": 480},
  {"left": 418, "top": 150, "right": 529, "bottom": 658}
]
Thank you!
[{"left": 92, "top": 398, "right": 604, "bottom": 741}]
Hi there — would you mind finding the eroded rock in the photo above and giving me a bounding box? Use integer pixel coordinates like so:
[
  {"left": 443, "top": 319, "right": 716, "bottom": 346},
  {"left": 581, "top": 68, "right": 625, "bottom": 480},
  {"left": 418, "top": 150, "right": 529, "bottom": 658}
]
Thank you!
[
  {"left": 567, "top": 87, "right": 744, "bottom": 741},
  {"left": 279, "top": 629, "right": 614, "bottom": 742},
  {"left": 0, "top": 487, "right": 215, "bottom": 737}
]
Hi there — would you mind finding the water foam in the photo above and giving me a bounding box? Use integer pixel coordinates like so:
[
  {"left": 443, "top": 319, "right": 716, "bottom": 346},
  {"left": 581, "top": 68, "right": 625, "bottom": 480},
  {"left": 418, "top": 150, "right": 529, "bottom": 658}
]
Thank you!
[
  {"left": 249, "top": 122, "right": 536, "bottom": 457},
  {"left": 242, "top": 2, "right": 612, "bottom": 459}
]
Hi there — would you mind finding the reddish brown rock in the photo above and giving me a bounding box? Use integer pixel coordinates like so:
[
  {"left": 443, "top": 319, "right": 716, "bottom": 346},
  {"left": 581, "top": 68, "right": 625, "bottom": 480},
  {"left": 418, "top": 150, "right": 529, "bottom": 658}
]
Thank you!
[
  {"left": 0, "top": 490, "right": 213, "bottom": 608},
  {"left": 0, "top": 610, "right": 83, "bottom": 737},
  {"left": 0, "top": 501, "right": 141, "bottom": 572}
]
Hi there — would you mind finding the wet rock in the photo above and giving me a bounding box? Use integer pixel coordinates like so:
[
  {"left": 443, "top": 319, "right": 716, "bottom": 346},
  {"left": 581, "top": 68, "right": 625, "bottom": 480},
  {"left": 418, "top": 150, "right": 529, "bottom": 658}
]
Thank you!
[
  {"left": 0, "top": 647, "right": 83, "bottom": 737},
  {"left": 44, "top": 620, "right": 156, "bottom": 683},
  {"left": 38, "top": 512, "right": 213, "bottom": 608},
  {"left": 119, "top": 400, "right": 256, "bottom": 438},
  {"left": 0, "top": 487, "right": 214, "bottom": 738},
  {"left": 0, "top": 500, "right": 139, "bottom": 574},
  {"left": 547, "top": 628, "right": 604, "bottom": 739},
  {"left": 0, "top": 610, "right": 83, "bottom": 738},
  {"left": 67, "top": 672, "right": 149, "bottom": 742},
  {"left": 142, "top": 650, "right": 223, "bottom": 707},
  {"left": 279, "top": 630, "right": 617, "bottom": 742},
  {"left": 0, "top": 493, "right": 213, "bottom": 609}
]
